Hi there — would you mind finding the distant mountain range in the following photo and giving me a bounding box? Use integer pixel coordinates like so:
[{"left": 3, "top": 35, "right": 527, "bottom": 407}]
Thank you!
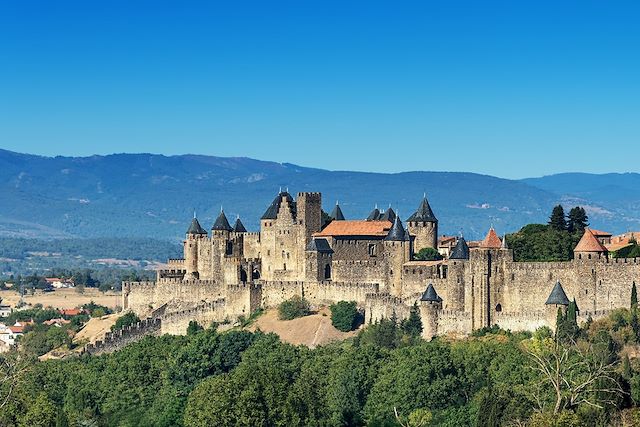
[{"left": 0, "top": 149, "right": 638, "bottom": 241}]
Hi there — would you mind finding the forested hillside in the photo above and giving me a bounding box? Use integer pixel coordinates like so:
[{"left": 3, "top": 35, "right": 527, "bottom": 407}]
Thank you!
[
  {"left": 2, "top": 149, "right": 637, "bottom": 240},
  {"left": 3, "top": 308, "right": 640, "bottom": 426}
]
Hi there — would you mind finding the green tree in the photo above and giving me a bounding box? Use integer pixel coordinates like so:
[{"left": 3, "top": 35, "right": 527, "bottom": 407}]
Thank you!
[
  {"left": 414, "top": 247, "right": 443, "bottom": 261},
  {"left": 632, "top": 283, "right": 638, "bottom": 311},
  {"left": 186, "top": 321, "right": 203, "bottom": 335},
  {"left": 111, "top": 312, "right": 140, "bottom": 332},
  {"left": 330, "top": 301, "right": 359, "bottom": 332},
  {"left": 567, "top": 207, "right": 588, "bottom": 233},
  {"left": 549, "top": 205, "right": 567, "bottom": 231},
  {"left": 18, "top": 392, "right": 57, "bottom": 427},
  {"left": 278, "top": 296, "right": 311, "bottom": 320},
  {"left": 401, "top": 302, "right": 423, "bottom": 339}
]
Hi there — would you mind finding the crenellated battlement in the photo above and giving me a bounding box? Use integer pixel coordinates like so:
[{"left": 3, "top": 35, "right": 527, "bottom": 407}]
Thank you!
[{"left": 83, "top": 318, "right": 161, "bottom": 356}]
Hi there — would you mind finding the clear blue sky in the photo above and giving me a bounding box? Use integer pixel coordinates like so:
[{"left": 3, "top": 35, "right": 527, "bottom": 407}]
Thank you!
[{"left": 1, "top": 1, "right": 638, "bottom": 178}]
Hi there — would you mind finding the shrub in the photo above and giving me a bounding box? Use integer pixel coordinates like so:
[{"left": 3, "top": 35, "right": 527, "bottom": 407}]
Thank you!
[
  {"left": 278, "top": 296, "right": 310, "bottom": 320},
  {"left": 330, "top": 301, "right": 358, "bottom": 332},
  {"left": 111, "top": 311, "right": 140, "bottom": 331}
]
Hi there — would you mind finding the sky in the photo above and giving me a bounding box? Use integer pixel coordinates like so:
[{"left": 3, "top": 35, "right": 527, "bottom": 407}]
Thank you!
[{"left": 0, "top": 1, "right": 639, "bottom": 179}]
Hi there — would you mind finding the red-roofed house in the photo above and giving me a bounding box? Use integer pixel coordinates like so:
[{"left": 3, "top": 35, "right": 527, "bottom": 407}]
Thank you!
[{"left": 59, "top": 308, "right": 83, "bottom": 317}]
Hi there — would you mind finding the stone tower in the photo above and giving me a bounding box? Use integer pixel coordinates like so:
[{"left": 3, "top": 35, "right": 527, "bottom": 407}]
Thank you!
[
  {"left": 573, "top": 228, "right": 608, "bottom": 261},
  {"left": 184, "top": 216, "right": 207, "bottom": 279},
  {"left": 545, "top": 281, "right": 570, "bottom": 331},
  {"left": 384, "top": 215, "right": 411, "bottom": 297},
  {"left": 447, "top": 236, "right": 470, "bottom": 311},
  {"left": 407, "top": 195, "right": 438, "bottom": 251},
  {"left": 211, "top": 209, "right": 233, "bottom": 282},
  {"left": 305, "top": 237, "right": 333, "bottom": 282},
  {"left": 419, "top": 283, "right": 443, "bottom": 341}
]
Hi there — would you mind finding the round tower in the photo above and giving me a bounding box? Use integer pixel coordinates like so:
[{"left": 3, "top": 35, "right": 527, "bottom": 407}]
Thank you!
[
  {"left": 384, "top": 215, "right": 410, "bottom": 297},
  {"left": 419, "top": 283, "right": 443, "bottom": 341},
  {"left": 185, "top": 216, "right": 207, "bottom": 279},
  {"left": 406, "top": 195, "right": 438, "bottom": 251}
]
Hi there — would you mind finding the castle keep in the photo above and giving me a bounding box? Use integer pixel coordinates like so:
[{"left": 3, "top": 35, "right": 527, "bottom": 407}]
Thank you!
[{"left": 122, "top": 191, "right": 640, "bottom": 340}]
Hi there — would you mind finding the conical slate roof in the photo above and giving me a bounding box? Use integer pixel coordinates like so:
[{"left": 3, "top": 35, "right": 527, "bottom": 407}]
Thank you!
[
  {"left": 449, "top": 236, "right": 470, "bottom": 260},
  {"left": 261, "top": 191, "right": 296, "bottom": 220},
  {"left": 574, "top": 228, "right": 607, "bottom": 253},
  {"left": 306, "top": 238, "right": 333, "bottom": 253},
  {"left": 420, "top": 283, "right": 443, "bottom": 302},
  {"left": 545, "top": 281, "right": 570, "bottom": 306},
  {"left": 481, "top": 227, "right": 503, "bottom": 249},
  {"left": 385, "top": 215, "right": 407, "bottom": 241},
  {"left": 407, "top": 196, "right": 437, "bottom": 222},
  {"left": 330, "top": 203, "right": 345, "bottom": 221},
  {"left": 212, "top": 210, "right": 233, "bottom": 231},
  {"left": 233, "top": 217, "right": 247, "bottom": 233},
  {"left": 380, "top": 207, "right": 396, "bottom": 223},
  {"left": 366, "top": 207, "right": 380, "bottom": 221},
  {"left": 186, "top": 217, "right": 207, "bottom": 235}
]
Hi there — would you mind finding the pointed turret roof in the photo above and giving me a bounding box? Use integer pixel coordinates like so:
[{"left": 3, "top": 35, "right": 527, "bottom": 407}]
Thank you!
[
  {"left": 380, "top": 207, "right": 396, "bottom": 223},
  {"left": 574, "top": 228, "right": 608, "bottom": 253},
  {"left": 501, "top": 235, "right": 509, "bottom": 249},
  {"left": 366, "top": 206, "right": 381, "bottom": 221},
  {"left": 233, "top": 217, "right": 247, "bottom": 233},
  {"left": 420, "top": 283, "right": 443, "bottom": 302},
  {"left": 407, "top": 196, "right": 438, "bottom": 223},
  {"left": 261, "top": 191, "right": 296, "bottom": 220},
  {"left": 306, "top": 238, "right": 333, "bottom": 253},
  {"left": 186, "top": 217, "right": 207, "bottom": 235},
  {"left": 212, "top": 210, "right": 233, "bottom": 231},
  {"left": 481, "top": 227, "right": 502, "bottom": 249},
  {"left": 545, "top": 281, "right": 570, "bottom": 306},
  {"left": 385, "top": 215, "right": 407, "bottom": 241},
  {"left": 449, "top": 236, "right": 470, "bottom": 260},
  {"left": 330, "top": 203, "right": 345, "bottom": 221}
]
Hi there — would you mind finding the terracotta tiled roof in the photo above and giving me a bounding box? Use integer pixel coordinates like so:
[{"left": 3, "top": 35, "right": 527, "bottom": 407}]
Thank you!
[
  {"left": 590, "top": 229, "right": 612, "bottom": 237},
  {"left": 9, "top": 325, "right": 24, "bottom": 333},
  {"left": 574, "top": 228, "right": 608, "bottom": 253},
  {"left": 59, "top": 309, "right": 82, "bottom": 316},
  {"left": 605, "top": 241, "right": 633, "bottom": 252},
  {"left": 480, "top": 228, "right": 502, "bottom": 249},
  {"left": 314, "top": 220, "right": 391, "bottom": 237}
]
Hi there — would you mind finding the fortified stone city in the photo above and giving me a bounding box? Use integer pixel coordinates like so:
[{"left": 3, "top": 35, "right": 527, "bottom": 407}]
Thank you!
[{"left": 90, "top": 191, "right": 639, "bottom": 353}]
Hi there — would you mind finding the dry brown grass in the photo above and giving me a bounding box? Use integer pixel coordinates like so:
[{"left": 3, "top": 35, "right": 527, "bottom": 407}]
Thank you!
[
  {"left": 0, "top": 288, "right": 121, "bottom": 310},
  {"left": 247, "top": 306, "right": 358, "bottom": 348}
]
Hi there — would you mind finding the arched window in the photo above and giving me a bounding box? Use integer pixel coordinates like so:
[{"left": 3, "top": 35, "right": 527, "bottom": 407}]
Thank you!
[
  {"left": 225, "top": 242, "right": 233, "bottom": 255},
  {"left": 324, "top": 264, "right": 332, "bottom": 280},
  {"left": 240, "top": 268, "right": 247, "bottom": 283},
  {"left": 495, "top": 304, "right": 502, "bottom": 312},
  {"left": 252, "top": 269, "right": 261, "bottom": 280}
]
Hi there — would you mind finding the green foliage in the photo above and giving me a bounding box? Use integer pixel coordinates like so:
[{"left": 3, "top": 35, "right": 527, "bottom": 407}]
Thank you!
[
  {"left": 330, "top": 300, "right": 359, "bottom": 332},
  {"left": 614, "top": 243, "right": 640, "bottom": 259},
  {"left": 3, "top": 309, "right": 638, "bottom": 427},
  {"left": 549, "top": 205, "right": 567, "bottom": 231},
  {"left": 632, "top": 283, "right": 638, "bottom": 311},
  {"left": 567, "top": 207, "right": 588, "bottom": 233},
  {"left": 20, "top": 325, "right": 72, "bottom": 356},
  {"left": 186, "top": 321, "right": 203, "bottom": 335},
  {"left": 507, "top": 223, "right": 582, "bottom": 262},
  {"left": 5, "top": 305, "right": 60, "bottom": 325},
  {"left": 278, "top": 296, "right": 311, "bottom": 320},
  {"left": 401, "top": 302, "right": 423, "bottom": 339},
  {"left": 111, "top": 312, "right": 140, "bottom": 332},
  {"left": 414, "top": 247, "right": 443, "bottom": 261}
]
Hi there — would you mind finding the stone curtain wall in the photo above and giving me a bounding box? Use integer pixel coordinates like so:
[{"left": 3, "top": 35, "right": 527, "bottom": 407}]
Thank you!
[{"left": 84, "top": 318, "right": 161, "bottom": 356}]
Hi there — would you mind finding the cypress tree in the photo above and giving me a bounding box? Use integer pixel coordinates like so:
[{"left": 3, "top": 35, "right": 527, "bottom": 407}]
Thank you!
[
  {"left": 632, "top": 283, "right": 638, "bottom": 311},
  {"left": 548, "top": 205, "right": 567, "bottom": 231},
  {"left": 402, "top": 302, "right": 423, "bottom": 338},
  {"left": 555, "top": 307, "right": 566, "bottom": 341}
]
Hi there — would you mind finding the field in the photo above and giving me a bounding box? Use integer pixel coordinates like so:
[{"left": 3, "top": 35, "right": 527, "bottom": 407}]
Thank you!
[{"left": 0, "top": 288, "right": 122, "bottom": 310}]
